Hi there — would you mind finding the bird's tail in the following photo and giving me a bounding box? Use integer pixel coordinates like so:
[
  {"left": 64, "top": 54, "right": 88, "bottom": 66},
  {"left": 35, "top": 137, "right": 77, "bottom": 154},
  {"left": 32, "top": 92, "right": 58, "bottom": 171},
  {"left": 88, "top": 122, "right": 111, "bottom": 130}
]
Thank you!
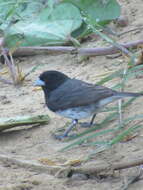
[
  {"left": 98, "top": 91, "right": 143, "bottom": 107},
  {"left": 116, "top": 92, "right": 143, "bottom": 98}
]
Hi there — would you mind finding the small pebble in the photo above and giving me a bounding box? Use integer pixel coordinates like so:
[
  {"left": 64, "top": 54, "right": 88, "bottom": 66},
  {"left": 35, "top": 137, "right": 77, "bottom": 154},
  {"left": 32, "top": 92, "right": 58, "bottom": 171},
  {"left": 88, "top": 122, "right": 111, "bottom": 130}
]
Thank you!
[
  {"left": 116, "top": 15, "right": 129, "bottom": 27},
  {"left": 71, "top": 173, "right": 88, "bottom": 180},
  {"left": 2, "top": 100, "right": 11, "bottom": 104},
  {"left": 31, "top": 180, "right": 41, "bottom": 185}
]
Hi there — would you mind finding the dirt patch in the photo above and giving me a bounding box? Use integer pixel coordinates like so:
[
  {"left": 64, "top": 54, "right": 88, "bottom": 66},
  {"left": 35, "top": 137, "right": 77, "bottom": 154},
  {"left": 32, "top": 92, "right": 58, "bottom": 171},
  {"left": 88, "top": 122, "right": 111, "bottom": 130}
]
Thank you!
[{"left": 1, "top": 0, "right": 143, "bottom": 189}]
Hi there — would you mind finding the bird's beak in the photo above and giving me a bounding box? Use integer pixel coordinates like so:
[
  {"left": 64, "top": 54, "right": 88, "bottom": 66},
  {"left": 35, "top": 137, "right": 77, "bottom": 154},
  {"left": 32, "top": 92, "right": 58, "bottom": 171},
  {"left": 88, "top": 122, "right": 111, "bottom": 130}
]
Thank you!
[{"left": 34, "top": 78, "right": 45, "bottom": 86}]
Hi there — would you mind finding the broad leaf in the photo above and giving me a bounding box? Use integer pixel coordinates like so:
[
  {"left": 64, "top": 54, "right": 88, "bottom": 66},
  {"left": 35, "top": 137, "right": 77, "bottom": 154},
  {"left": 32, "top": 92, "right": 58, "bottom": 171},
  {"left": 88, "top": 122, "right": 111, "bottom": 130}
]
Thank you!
[
  {"left": 3, "top": 3, "right": 82, "bottom": 48},
  {"left": 64, "top": 0, "right": 121, "bottom": 24}
]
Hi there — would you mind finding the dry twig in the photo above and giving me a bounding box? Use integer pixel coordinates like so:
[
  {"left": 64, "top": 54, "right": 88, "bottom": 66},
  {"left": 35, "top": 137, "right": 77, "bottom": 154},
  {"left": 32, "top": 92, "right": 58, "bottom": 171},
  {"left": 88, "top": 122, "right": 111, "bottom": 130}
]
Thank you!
[
  {"left": 0, "top": 153, "right": 143, "bottom": 179},
  {"left": 10, "top": 40, "right": 143, "bottom": 57}
]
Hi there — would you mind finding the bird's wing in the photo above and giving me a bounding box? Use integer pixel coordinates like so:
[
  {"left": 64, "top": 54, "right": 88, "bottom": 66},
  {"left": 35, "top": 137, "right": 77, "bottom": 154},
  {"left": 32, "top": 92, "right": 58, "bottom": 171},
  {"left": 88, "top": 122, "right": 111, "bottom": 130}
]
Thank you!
[{"left": 48, "top": 79, "right": 117, "bottom": 111}]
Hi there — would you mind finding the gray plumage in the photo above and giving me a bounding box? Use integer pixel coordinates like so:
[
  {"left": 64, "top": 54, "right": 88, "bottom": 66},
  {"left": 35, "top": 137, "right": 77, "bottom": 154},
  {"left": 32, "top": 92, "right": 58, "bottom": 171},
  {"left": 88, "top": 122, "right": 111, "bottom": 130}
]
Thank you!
[
  {"left": 35, "top": 70, "right": 143, "bottom": 139},
  {"left": 47, "top": 78, "right": 142, "bottom": 112}
]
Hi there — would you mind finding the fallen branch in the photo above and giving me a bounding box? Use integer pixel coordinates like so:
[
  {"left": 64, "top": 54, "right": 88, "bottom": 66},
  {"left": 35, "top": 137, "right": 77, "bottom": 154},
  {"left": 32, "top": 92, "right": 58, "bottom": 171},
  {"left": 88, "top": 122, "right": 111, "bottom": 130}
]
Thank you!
[
  {"left": 71, "top": 158, "right": 143, "bottom": 175},
  {"left": 0, "top": 115, "right": 50, "bottom": 132},
  {"left": 0, "top": 154, "right": 60, "bottom": 175},
  {"left": 11, "top": 40, "right": 143, "bottom": 57},
  {"left": 0, "top": 153, "right": 143, "bottom": 179},
  {"left": 55, "top": 157, "right": 143, "bottom": 178}
]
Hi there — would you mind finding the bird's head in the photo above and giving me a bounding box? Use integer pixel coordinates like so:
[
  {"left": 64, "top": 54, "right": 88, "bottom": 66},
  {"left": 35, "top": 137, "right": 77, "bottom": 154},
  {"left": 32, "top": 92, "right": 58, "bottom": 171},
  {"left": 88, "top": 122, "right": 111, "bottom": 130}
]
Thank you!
[{"left": 34, "top": 70, "right": 69, "bottom": 93}]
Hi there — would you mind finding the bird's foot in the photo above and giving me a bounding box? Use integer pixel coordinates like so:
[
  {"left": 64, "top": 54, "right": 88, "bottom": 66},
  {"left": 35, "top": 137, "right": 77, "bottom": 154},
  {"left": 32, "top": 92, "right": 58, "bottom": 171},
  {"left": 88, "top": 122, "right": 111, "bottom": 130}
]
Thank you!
[
  {"left": 54, "top": 122, "right": 71, "bottom": 133},
  {"left": 79, "top": 122, "right": 95, "bottom": 128},
  {"left": 53, "top": 119, "right": 78, "bottom": 140},
  {"left": 54, "top": 134, "right": 67, "bottom": 140},
  {"left": 53, "top": 133, "right": 78, "bottom": 140}
]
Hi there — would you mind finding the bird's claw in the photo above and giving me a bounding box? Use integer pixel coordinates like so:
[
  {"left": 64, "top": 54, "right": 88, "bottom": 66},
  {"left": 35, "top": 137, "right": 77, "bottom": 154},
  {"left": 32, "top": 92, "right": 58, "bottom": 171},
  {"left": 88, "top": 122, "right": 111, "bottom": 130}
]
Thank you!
[
  {"left": 54, "top": 134, "right": 67, "bottom": 140},
  {"left": 53, "top": 133, "right": 78, "bottom": 140}
]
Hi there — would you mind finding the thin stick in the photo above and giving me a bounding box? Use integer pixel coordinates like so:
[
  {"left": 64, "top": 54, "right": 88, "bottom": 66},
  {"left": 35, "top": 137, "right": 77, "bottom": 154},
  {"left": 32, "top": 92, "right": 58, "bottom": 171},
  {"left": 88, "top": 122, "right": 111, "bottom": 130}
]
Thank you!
[
  {"left": 0, "top": 154, "right": 143, "bottom": 178},
  {"left": 2, "top": 48, "right": 17, "bottom": 83},
  {"left": 0, "top": 154, "right": 61, "bottom": 175},
  {"left": 118, "top": 27, "right": 143, "bottom": 37},
  {"left": 10, "top": 40, "right": 143, "bottom": 57},
  {"left": 118, "top": 61, "right": 129, "bottom": 126},
  {"left": 22, "top": 65, "right": 40, "bottom": 80},
  {"left": 118, "top": 100, "right": 123, "bottom": 125},
  {"left": 71, "top": 158, "right": 143, "bottom": 175},
  {"left": 9, "top": 52, "right": 18, "bottom": 82}
]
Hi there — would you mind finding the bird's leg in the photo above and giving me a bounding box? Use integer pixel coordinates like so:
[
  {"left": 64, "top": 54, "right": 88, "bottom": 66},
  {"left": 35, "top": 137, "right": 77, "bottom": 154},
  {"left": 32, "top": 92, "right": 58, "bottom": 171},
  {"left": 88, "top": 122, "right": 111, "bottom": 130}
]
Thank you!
[
  {"left": 55, "top": 119, "right": 78, "bottom": 140},
  {"left": 80, "top": 114, "right": 97, "bottom": 128},
  {"left": 90, "top": 113, "right": 96, "bottom": 125}
]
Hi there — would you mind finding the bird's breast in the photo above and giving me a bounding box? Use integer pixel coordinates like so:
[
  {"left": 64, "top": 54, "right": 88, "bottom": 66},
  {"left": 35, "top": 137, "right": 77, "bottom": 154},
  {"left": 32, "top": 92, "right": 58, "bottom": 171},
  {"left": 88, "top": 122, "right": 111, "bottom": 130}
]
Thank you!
[{"left": 56, "top": 104, "right": 99, "bottom": 120}]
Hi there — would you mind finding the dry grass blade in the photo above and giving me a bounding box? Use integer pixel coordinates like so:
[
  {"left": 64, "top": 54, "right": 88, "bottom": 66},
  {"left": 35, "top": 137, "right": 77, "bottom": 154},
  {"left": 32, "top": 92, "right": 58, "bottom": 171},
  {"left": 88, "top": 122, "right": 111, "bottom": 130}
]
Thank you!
[
  {"left": 0, "top": 47, "right": 37, "bottom": 85},
  {"left": 1, "top": 48, "right": 18, "bottom": 84},
  {"left": 60, "top": 128, "right": 116, "bottom": 152},
  {"left": 84, "top": 14, "right": 134, "bottom": 58}
]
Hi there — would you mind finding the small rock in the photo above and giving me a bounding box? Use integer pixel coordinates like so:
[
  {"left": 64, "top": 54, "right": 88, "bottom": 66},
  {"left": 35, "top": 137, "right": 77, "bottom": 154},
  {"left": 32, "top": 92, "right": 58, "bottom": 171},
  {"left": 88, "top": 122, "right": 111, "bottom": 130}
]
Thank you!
[
  {"left": 71, "top": 173, "right": 88, "bottom": 180},
  {"left": 0, "top": 95, "right": 7, "bottom": 100},
  {"left": 31, "top": 180, "right": 41, "bottom": 185},
  {"left": 2, "top": 100, "right": 11, "bottom": 104},
  {"left": 116, "top": 15, "right": 129, "bottom": 27}
]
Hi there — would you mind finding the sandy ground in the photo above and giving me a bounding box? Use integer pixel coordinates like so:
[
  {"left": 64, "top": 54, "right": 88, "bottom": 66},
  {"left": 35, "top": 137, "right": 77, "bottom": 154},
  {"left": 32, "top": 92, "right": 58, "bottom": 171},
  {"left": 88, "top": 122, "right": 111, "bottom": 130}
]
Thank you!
[{"left": 1, "top": 0, "right": 143, "bottom": 189}]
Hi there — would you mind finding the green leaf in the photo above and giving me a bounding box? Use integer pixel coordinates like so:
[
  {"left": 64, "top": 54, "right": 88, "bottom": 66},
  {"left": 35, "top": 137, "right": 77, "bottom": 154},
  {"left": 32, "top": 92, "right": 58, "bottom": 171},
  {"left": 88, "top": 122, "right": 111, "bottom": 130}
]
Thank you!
[
  {"left": 0, "top": 0, "right": 46, "bottom": 24},
  {"left": 63, "top": 0, "right": 121, "bottom": 24},
  {"left": 4, "top": 2, "right": 82, "bottom": 48}
]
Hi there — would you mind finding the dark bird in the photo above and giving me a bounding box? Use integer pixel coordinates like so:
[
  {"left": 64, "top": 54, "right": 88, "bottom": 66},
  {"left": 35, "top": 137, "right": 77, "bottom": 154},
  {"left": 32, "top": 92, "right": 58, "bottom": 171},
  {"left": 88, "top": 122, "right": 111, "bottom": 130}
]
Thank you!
[{"left": 35, "top": 70, "right": 143, "bottom": 140}]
